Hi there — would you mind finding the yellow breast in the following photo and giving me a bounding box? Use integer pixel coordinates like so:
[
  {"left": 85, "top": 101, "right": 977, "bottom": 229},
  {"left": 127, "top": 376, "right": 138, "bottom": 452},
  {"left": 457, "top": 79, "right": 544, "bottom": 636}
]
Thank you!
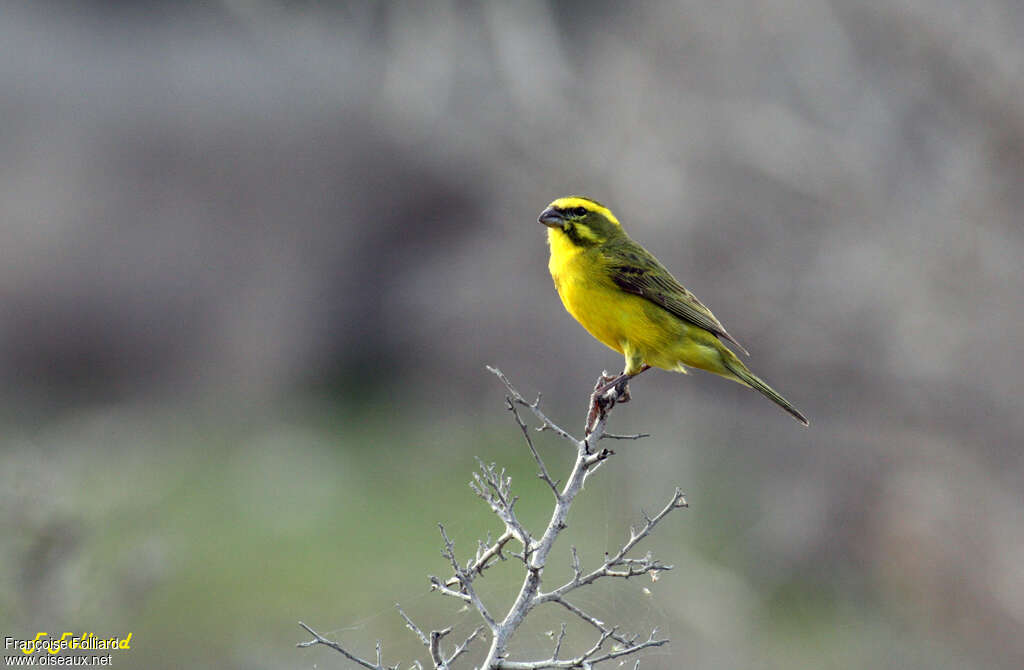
[
  {"left": 547, "top": 227, "right": 722, "bottom": 374},
  {"left": 547, "top": 228, "right": 636, "bottom": 355}
]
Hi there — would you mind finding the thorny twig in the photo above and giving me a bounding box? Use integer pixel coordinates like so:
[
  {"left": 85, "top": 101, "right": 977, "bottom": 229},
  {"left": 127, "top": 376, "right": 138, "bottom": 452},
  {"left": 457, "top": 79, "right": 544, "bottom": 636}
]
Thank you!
[
  {"left": 397, "top": 604, "right": 484, "bottom": 670},
  {"left": 435, "top": 523, "right": 497, "bottom": 631},
  {"left": 536, "top": 488, "right": 687, "bottom": 603},
  {"left": 298, "top": 367, "right": 687, "bottom": 669},
  {"left": 470, "top": 459, "right": 533, "bottom": 548},
  {"left": 297, "top": 622, "right": 390, "bottom": 670},
  {"left": 442, "top": 529, "right": 515, "bottom": 588},
  {"left": 505, "top": 395, "right": 561, "bottom": 496}
]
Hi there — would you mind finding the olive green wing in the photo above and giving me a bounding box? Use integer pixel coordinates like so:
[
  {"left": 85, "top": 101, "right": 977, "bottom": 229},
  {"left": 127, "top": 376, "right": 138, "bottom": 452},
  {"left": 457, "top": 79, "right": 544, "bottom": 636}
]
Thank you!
[{"left": 603, "top": 240, "right": 750, "bottom": 355}]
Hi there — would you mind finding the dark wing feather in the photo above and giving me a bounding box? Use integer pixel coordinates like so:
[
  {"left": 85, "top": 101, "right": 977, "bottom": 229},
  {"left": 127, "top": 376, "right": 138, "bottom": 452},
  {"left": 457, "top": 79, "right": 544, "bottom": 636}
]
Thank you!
[{"left": 604, "top": 241, "right": 749, "bottom": 355}]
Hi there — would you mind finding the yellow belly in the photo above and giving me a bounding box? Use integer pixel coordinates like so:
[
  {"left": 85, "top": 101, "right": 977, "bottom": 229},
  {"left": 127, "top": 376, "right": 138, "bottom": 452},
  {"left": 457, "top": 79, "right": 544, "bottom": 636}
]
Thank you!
[{"left": 548, "top": 240, "right": 730, "bottom": 377}]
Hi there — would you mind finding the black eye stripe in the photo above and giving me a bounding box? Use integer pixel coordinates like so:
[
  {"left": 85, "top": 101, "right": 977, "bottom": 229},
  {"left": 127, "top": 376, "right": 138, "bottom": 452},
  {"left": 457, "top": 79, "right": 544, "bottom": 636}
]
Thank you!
[
  {"left": 562, "top": 223, "right": 586, "bottom": 246},
  {"left": 572, "top": 206, "right": 587, "bottom": 216}
]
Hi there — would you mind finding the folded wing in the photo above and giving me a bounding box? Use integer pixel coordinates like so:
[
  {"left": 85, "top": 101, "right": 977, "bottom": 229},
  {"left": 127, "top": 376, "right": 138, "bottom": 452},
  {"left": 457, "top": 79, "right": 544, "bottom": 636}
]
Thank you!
[{"left": 604, "top": 242, "right": 749, "bottom": 356}]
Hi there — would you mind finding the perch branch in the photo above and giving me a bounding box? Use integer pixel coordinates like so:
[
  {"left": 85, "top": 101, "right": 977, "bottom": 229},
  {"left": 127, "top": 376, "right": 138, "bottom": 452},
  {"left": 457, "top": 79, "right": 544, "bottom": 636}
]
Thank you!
[
  {"left": 300, "top": 367, "right": 686, "bottom": 670},
  {"left": 475, "top": 368, "right": 665, "bottom": 669}
]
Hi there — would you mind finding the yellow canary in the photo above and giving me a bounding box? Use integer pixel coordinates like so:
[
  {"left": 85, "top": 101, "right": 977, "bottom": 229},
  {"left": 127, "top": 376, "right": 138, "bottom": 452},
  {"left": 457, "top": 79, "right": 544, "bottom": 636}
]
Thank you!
[{"left": 539, "top": 196, "right": 808, "bottom": 425}]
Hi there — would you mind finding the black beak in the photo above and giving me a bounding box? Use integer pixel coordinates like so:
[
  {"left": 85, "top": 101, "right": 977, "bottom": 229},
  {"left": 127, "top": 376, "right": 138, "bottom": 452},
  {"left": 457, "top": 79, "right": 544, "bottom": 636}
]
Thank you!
[{"left": 538, "top": 207, "right": 565, "bottom": 227}]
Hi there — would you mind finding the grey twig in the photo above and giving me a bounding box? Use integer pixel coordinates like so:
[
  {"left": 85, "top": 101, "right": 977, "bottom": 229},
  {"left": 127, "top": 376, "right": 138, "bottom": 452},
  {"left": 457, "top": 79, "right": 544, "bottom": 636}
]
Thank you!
[
  {"left": 443, "top": 529, "right": 514, "bottom": 588},
  {"left": 396, "top": 603, "right": 482, "bottom": 670},
  {"left": 470, "top": 460, "right": 533, "bottom": 548},
  {"left": 445, "top": 626, "right": 484, "bottom": 667},
  {"left": 536, "top": 487, "right": 687, "bottom": 603},
  {"left": 438, "top": 523, "right": 497, "bottom": 631},
  {"left": 297, "top": 622, "right": 392, "bottom": 670},
  {"left": 551, "top": 623, "right": 567, "bottom": 661},
  {"left": 495, "top": 627, "right": 667, "bottom": 670},
  {"left": 505, "top": 395, "right": 561, "bottom": 496},
  {"left": 547, "top": 596, "right": 634, "bottom": 648},
  {"left": 300, "top": 367, "right": 686, "bottom": 670},
  {"left": 396, "top": 604, "right": 431, "bottom": 647},
  {"left": 429, "top": 629, "right": 449, "bottom": 667},
  {"left": 428, "top": 575, "right": 472, "bottom": 603},
  {"left": 486, "top": 366, "right": 577, "bottom": 444},
  {"left": 474, "top": 369, "right": 678, "bottom": 669}
]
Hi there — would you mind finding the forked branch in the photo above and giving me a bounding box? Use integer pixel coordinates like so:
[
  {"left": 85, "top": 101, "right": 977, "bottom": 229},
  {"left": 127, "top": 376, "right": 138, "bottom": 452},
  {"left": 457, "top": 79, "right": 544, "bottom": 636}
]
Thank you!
[{"left": 298, "top": 367, "right": 687, "bottom": 669}]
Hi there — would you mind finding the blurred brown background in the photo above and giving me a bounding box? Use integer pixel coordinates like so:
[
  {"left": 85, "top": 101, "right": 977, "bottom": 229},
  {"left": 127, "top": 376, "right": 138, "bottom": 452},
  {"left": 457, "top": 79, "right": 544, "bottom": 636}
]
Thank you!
[{"left": 2, "top": 1, "right": 1022, "bottom": 669}]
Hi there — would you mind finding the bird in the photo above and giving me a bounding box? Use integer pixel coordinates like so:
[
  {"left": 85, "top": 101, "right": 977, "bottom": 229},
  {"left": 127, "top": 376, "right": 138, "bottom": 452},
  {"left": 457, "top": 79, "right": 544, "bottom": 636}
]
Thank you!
[{"left": 538, "top": 196, "right": 808, "bottom": 426}]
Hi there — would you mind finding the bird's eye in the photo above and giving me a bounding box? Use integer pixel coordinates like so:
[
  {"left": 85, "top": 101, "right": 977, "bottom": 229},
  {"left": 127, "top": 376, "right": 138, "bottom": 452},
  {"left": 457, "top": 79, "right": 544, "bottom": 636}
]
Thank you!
[{"left": 572, "top": 206, "right": 587, "bottom": 216}]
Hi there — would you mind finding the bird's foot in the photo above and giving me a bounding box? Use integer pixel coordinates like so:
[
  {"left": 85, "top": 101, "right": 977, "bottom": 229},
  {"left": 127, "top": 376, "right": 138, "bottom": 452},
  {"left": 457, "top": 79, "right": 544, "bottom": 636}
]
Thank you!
[
  {"left": 593, "top": 372, "right": 628, "bottom": 398},
  {"left": 598, "top": 377, "right": 633, "bottom": 403},
  {"left": 585, "top": 365, "right": 650, "bottom": 439},
  {"left": 587, "top": 373, "right": 629, "bottom": 436},
  {"left": 593, "top": 370, "right": 617, "bottom": 390},
  {"left": 593, "top": 364, "right": 649, "bottom": 399}
]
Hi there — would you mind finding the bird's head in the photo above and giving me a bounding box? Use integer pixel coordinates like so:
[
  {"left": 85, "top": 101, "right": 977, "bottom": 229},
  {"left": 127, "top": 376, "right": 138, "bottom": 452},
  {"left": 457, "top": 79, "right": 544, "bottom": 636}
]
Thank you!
[{"left": 538, "top": 196, "right": 623, "bottom": 247}]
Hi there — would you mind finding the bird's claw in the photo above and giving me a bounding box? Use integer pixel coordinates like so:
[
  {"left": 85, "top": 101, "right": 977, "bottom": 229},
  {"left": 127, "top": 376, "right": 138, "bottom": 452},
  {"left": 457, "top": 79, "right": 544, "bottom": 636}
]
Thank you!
[
  {"left": 586, "top": 375, "right": 629, "bottom": 434},
  {"left": 593, "top": 371, "right": 617, "bottom": 392}
]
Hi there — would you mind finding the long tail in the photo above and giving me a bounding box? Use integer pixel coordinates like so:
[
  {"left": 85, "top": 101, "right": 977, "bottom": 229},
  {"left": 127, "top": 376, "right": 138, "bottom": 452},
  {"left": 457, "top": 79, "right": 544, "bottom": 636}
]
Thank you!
[{"left": 723, "top": 353, "right": 809, "bottom": 426}]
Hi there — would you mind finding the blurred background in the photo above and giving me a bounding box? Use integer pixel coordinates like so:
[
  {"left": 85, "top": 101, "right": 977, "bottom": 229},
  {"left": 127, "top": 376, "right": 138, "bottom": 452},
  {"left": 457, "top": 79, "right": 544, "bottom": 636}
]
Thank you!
[{"left": 2, "top": 1, "right": 1022, "bottom": 668}]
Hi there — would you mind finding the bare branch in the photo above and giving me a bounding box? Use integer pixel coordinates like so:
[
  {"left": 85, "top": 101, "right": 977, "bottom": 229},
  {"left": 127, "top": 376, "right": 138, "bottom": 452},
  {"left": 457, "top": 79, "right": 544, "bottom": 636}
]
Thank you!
[
  {"left": 546, "top": 596, "right": 633, "bottom": 648},
  {"left": 444, "top": 626, "right": 483, "bottom": 667},
  {"left": 470, "top": 460, "right": 533, "bottom": 548},
  {"left": 583, "top": 628, "right": 666, "bottom": 667},
  {"left": 496, "top": 626, "right": 667, "bottom": 669},
  {"left": 302, "top": 368, "right": 684, "bottom": 670},
  {"left": 505, "top": 395, "right": 561, "bottom": 497},
  {"left": 537, "top": 487, "right": 687, "bottom": 603},
  {"left": 445, "top": 626, "right": 484, "bottom": 667},
  {"left": 396, "top": 603, "right": 471, "bottom": 669},
  {"left": 396, "top": 604, "right": 430, "bottom": 647},
  {"left": 551, "top": 623, "right": 567, "bottom": 661},
  {"left": 429, "top": 575, "right": 472, "bottom": 603},
  {"left": 428, "top": 628, "right": 452, "bottom": 668},
  {"left": 297, "top": 622, "right": 389, "bottom": 670},
  {"left": 444, "top": 529, "right": 514, "bottom": 588},
  {"left": 438, "top": 523, "right": 497, "bottom": 631},
  {"left": 570, "top": 546, "right": 582, "bottom": 582},
  {"left": 476, "top": 368, "right": 648, "bottom": 669},
  {"left": 487, "top": 366, "right": 579, "bottom": 445},
  {"left": 580, "top": 626, "right": 617, "bottom": 660}
]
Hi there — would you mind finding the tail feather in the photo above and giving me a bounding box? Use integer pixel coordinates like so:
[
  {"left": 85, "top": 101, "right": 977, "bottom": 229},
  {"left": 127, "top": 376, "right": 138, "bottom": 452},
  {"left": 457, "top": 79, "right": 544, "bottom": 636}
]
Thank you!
[{"left": 724, "top": 356, "right": 809, "bottom": 426}]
